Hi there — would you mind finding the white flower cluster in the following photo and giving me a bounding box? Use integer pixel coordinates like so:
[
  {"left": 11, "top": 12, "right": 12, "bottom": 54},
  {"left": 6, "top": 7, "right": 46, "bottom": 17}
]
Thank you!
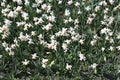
[{"left": 0, "top": 0, "right": 120, "bottom": 77}]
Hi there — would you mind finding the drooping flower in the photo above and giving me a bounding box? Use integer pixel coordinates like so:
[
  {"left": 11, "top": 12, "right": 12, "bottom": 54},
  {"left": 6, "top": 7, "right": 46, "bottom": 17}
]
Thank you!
[
  {"left": 32, "top": 53, "right": 38, "bottom": 60},
  {"left": 22, "top": 59, "right": 29, "bottom": 66},
  {"left": 78, "top": 51, "right": 86, "bottom": 61},
  {"left": 64, "top": 9, "right": 70, "bottom": 16},
  {"left": 42, "top": 58, "right": 48, "bottom": 68},
  {"left": 66, "top": 63, "right": 72, "bottom": 70},
  {"left": 90, "top": 63, "right": 98, "bottom": 69}
]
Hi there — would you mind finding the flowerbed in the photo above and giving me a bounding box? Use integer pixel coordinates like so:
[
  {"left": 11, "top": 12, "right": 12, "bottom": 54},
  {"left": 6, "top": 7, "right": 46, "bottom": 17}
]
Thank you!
[{"left": 0, "top": 0, "right": 120, "bottom": 79}]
